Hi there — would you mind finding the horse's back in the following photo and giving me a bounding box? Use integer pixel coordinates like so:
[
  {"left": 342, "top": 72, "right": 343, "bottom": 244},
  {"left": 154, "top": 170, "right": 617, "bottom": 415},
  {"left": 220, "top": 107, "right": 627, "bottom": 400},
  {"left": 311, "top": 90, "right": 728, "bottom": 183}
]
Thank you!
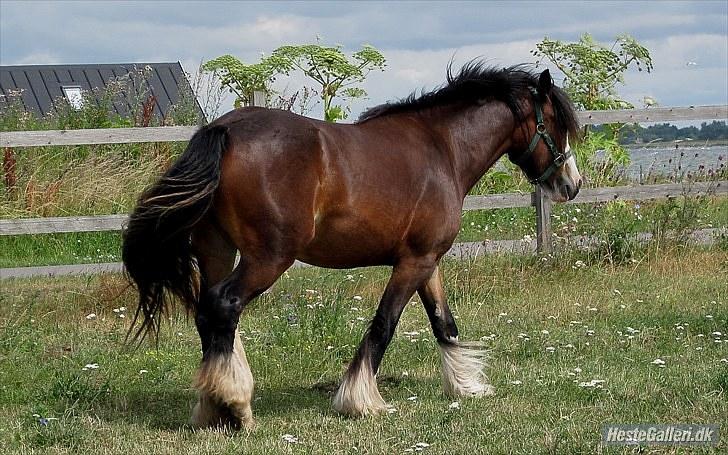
[{"left": 209, "top": 108, "right": 462, "bottom": 267}]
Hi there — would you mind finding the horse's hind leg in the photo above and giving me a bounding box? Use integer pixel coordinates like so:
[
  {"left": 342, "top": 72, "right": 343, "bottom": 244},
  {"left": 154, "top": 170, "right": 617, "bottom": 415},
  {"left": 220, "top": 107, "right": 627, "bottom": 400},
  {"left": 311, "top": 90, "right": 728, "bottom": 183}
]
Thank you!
[
  {"left": 192, "top": 247, "right": 292, "bottom": 430},
  {"left": 417, "top": 265, "right": 494, "bottom": 397},
  {"left": 188, "top": 219, "right": 238, "bottom": 428}
]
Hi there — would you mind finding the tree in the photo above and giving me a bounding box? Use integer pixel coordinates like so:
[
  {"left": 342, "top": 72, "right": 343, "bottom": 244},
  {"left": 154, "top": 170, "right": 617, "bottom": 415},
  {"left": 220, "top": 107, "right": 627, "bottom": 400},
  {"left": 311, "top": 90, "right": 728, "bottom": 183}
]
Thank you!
[
  {"left": 270, "top": 43, "right": 386, "bottom": 122},
  {"left": 532, "top": 34, "right": 654, "bottom": 186},
  {"left": 203, "top": 43, "right": 386, "bottom": 122},
  {"left": 532, "top": 33, "right": 653, "bottom": 110},
  {"left": 202, "top": 54, "right": 281, "bottom": 108}
]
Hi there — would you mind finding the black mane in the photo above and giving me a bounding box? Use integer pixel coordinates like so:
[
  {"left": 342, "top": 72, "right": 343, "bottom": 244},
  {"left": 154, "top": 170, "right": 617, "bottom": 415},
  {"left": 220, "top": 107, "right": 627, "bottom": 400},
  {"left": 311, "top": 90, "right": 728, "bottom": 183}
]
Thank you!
[{"left": 357, "top": 60, "right": 579, "bottom": 139}]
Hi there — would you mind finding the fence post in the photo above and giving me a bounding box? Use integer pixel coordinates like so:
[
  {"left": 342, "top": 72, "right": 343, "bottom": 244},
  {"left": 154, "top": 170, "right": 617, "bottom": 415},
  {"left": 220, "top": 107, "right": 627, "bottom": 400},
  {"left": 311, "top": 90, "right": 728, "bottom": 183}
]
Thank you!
[
  {"left": 252, "top": 91, "right": 267, "bottom": 107},
  {"left": 3, "top": 147, "right": 16, "bottom": 196},
  {"left": 534, "top": 186, "right": 552, "bottom": 254}
]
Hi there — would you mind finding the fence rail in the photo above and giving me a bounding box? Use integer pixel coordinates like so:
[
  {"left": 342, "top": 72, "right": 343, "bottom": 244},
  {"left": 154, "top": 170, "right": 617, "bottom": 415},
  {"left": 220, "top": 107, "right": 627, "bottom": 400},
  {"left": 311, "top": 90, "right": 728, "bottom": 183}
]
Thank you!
[
  {"left": 2, "top": 181, "right": 725, "bottom": 236},
  {"left": 1, "top": 104, "right": 727, "bottom": 274},
  {"left": 2, "top": 105, "right": 726, "bottom": 148}
]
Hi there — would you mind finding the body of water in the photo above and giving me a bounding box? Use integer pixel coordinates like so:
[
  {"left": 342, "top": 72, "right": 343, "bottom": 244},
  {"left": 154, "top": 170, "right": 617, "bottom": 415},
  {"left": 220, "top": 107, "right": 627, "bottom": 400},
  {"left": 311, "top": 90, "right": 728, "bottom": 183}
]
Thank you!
[{"left": 616, "top": 144, "right": 726, "bottom": 181}]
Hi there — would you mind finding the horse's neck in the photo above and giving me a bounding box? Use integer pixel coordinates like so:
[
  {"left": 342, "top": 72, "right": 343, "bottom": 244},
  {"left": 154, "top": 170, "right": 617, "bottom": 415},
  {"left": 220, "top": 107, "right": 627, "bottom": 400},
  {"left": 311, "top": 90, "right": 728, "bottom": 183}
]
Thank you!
[{"left": 439, "top": 103, "right": 516, "bottom": 197}]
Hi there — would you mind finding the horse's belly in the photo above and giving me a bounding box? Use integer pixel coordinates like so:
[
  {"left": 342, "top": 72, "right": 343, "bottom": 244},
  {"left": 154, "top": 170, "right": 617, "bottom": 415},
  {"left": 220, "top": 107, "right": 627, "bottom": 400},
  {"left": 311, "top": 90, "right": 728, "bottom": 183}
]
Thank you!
[{"left": 296, "top": 214, "right": 400, "bottom": 268}]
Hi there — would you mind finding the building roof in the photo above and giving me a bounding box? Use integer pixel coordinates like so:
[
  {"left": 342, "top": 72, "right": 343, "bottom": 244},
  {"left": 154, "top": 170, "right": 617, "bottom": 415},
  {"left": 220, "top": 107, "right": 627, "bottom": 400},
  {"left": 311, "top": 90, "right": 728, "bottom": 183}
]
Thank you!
[{"left": 0, "top": 62, "right": 202, "bottom": 121}]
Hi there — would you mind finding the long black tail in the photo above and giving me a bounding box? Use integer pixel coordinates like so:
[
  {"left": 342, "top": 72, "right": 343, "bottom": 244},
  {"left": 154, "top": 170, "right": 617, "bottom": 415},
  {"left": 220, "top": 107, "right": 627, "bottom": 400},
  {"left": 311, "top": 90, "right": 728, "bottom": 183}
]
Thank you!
[{"left": 122, "top": 124, "right": 228, "bottom": 341}]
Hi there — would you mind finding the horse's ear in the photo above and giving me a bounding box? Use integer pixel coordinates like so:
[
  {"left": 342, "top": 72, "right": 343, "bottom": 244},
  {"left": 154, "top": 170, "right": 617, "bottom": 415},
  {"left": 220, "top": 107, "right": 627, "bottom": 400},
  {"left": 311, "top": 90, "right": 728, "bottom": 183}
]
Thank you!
[{"left": 538, "top": 69, "right": 553, "bottom": 94}]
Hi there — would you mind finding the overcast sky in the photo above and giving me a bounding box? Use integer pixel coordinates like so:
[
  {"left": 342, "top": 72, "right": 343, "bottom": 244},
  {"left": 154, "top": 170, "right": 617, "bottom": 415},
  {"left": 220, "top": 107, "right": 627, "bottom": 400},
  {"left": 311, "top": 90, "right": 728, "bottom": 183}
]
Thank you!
[{"left": 1, "top": 0, "right": 726, "bottom": 119}]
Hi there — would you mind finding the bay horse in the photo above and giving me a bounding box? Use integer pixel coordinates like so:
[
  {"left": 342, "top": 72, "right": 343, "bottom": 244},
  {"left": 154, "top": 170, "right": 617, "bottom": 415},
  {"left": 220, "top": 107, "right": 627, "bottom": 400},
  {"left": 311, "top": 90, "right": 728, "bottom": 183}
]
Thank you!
[{"left": 122, "top": 62, "right": 582, "bottom": 429}]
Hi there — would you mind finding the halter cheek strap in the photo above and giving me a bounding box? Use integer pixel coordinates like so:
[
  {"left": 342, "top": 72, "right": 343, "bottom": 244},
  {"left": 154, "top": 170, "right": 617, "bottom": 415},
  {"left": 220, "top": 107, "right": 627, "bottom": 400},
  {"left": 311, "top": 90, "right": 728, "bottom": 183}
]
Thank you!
[{"left": 509, "top": 94, "right": 572, "bottom": 185}]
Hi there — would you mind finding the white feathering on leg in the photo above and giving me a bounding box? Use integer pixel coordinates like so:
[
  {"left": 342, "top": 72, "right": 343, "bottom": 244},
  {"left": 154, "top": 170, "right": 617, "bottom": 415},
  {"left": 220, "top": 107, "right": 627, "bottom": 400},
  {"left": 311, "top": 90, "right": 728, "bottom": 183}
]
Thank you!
[
  {"left": 191, "top": 331, "right": 255, "bottom": 429},
  {"left": 332, "top": 360, "right": 388, "bottom": 417},
  {"left": 439, "top": 341, "right": 494, "bottom": 397}
]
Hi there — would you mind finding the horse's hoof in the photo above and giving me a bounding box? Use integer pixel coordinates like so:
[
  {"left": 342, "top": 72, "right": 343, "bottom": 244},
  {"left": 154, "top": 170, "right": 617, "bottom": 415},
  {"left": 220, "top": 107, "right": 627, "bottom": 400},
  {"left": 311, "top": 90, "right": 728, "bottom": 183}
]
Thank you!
[
  {"left": 333, "top": 400, "right": 390, "bottom": 418},
  {"left": 333, "top": 360, "right": 391, "bottom": 418},
  {"left": 473, "top": 384, "right": 496, "bottom": 397},
  {"left": 190, "top": 394, "right": 254, "bottom": 430}
]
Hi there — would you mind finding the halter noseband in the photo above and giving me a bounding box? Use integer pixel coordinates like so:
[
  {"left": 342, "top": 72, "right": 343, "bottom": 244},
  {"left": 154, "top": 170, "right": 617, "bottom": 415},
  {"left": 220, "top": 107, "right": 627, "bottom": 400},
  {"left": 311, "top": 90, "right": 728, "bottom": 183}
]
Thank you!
[{"left": 509, "top": 93, "right": 571, "bottom": 185}]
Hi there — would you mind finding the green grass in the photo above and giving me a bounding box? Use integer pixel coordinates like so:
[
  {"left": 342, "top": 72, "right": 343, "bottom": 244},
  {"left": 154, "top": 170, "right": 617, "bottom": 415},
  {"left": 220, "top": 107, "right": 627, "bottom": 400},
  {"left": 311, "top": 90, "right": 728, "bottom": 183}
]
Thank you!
[
  {"left": 1, "top": 249, "right": 726, "bottom": 453},
  {"left": 0, "top": 232, "right": 122, "bottom": 268}
]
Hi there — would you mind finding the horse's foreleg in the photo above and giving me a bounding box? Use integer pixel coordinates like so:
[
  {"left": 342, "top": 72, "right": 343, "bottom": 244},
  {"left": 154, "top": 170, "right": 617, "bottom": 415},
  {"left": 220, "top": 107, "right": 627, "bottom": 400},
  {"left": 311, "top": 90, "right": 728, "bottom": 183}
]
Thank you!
[
  {"left": 334, "top": 257, "right": 436, "bottom": 417},
  {"left": 417, "top": 265, "right": 494, "bottom": 398}
]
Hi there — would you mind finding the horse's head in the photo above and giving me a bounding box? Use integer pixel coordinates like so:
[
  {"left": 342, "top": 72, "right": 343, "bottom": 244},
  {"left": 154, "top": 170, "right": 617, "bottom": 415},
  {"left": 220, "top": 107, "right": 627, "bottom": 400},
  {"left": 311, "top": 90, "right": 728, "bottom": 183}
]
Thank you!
[{"left": 508, "top": 69, "right": 582, "bottom": 202}]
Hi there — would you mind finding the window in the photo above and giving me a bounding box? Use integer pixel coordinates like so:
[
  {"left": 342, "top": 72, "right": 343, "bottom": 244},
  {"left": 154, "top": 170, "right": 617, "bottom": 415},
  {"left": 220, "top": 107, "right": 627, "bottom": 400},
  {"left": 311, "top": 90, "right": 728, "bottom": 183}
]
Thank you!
[{"left": 62, "top": 86, "right": 83, "bottom": 110}]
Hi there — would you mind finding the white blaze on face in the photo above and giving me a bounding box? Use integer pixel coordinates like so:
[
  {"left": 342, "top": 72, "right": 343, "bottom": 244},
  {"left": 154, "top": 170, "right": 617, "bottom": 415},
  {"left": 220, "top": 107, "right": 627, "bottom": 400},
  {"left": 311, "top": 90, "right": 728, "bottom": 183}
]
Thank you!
[{"left": 562, "top": 138, "right": 582, "bottom": 185}]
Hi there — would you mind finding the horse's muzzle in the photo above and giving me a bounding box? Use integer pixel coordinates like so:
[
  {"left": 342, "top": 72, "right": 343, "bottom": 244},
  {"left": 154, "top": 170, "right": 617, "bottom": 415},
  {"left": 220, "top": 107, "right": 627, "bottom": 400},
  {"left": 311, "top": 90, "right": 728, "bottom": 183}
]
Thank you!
[{"left": 560, "top": 177, "right": 582, "bottom": 201}]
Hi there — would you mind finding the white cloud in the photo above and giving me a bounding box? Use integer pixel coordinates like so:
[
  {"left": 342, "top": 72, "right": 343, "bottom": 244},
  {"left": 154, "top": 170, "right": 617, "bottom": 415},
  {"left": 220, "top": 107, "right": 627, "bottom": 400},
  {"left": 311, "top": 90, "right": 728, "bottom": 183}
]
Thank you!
[
  {"left": 1, "top": 0, "right": 726, "bottom": 119},
  {"left": 12, "top": 52, "right": 62, "bottom": 65}
]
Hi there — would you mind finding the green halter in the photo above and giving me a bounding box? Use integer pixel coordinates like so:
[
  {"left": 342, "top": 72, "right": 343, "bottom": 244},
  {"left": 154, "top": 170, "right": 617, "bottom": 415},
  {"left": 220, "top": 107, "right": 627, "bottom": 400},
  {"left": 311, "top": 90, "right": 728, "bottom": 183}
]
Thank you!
[{"left": 509, "top": 93, "right": 571, "bottom": 185}]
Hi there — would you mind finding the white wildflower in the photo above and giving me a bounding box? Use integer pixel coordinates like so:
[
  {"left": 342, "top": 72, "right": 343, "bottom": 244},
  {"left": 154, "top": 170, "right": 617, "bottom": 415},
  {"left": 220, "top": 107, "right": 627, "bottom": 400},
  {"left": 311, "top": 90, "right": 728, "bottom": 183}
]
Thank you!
[
  {"left": 282, "top": 434, "right": 299, "bottom": 444},
  {"left": 578, "top": 379, "right": 606, "bottom": 388}
]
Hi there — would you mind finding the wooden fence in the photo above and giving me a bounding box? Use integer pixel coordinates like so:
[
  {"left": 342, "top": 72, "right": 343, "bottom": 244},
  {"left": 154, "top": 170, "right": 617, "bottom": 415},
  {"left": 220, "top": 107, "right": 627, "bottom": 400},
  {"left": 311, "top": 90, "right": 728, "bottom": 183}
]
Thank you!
[{"left": 1, "top": 104, "right": 727, "bottom": 276}]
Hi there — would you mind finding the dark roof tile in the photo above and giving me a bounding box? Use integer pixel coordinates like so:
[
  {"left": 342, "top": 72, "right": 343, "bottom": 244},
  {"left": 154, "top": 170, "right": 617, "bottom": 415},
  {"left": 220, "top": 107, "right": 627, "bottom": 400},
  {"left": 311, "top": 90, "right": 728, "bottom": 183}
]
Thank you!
[{"left": 0, "top": 62, "right": 203, "bottom": 122}]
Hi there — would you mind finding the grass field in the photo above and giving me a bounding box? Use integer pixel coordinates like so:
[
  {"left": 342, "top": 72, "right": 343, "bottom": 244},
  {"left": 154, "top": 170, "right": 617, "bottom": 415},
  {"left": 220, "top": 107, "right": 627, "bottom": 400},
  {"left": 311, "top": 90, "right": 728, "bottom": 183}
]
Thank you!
[{"left": 0, "top": 248, "right": 726, "bottom": 454}]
